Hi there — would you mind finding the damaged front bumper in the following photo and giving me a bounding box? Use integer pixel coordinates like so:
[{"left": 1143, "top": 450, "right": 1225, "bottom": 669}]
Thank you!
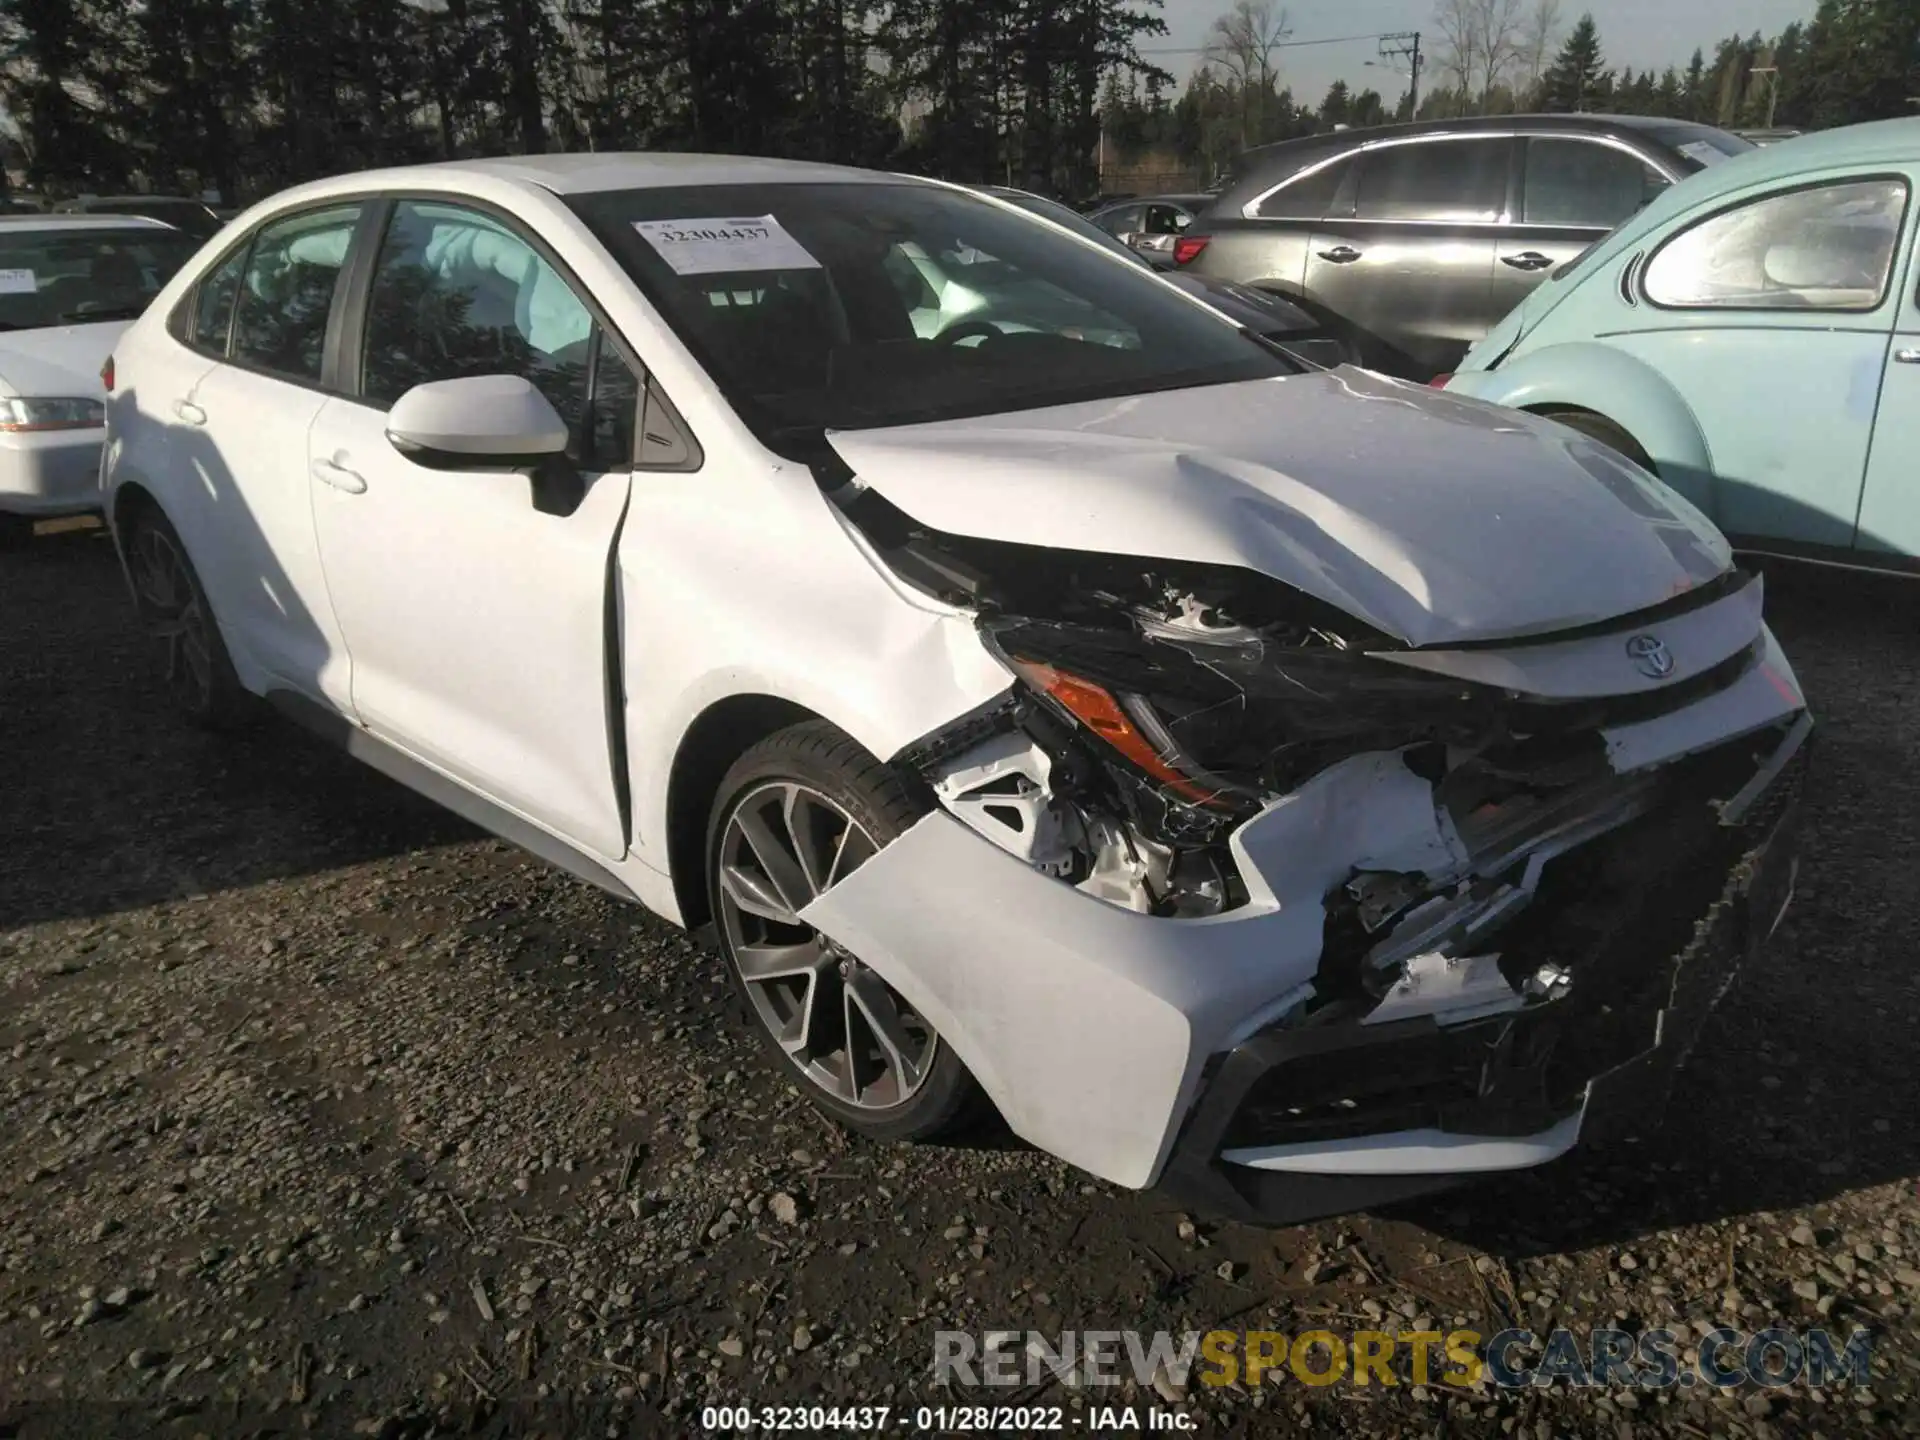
[
  {"left": 801, "top": 619, "right": 1810, "bottom": 1216},
  {"left": 1158, "top": 715, "right": 1806, "bottom": 1223}
]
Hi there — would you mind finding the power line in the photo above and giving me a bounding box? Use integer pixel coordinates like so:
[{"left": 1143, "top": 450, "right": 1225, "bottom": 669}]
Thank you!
[{"left": 1137, "top": 30, "right": 1407, "bottom": 57}]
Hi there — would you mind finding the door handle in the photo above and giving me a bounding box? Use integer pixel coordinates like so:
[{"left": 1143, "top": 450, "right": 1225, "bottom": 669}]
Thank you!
[
  {"left": 311, "top": 457, "right": 367, "bottom": 494},
  {"left": 1897, "top": 349, "right": 1920, "bottom": 365},
  {"left": 173, "top": 400, "right": 207, "bottom": 425},
  {"left": 1317, "top": 245, "right": 1363, "bottom": 264},
  {"left": 1501, "top": 251, "right": 1555, "bottom": 271}
]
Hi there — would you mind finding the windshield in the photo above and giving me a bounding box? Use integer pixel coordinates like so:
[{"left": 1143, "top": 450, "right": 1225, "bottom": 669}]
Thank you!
[
  {"left": 0, "top": 226, "right": 200, "bottom": 330},
  {"left": 568, "top": 182, "right": 1290, "bottom": 449}
]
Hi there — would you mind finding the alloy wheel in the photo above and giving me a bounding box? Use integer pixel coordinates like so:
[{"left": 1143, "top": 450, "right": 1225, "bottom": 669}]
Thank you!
[
  {"left": 130, "top": 525, "right": 213, "bottom": 713},
  {"left": 716, "top": 781, "right": 937, "bottom": 1111}
]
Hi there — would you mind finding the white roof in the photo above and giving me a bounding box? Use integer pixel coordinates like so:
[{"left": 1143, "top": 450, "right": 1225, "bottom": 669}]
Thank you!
[
  {"left": 454, "top": 153, "right": 919, "bottom": 194},
  {"left": 0, "top": 214, "right": 176, "bottom": 233},
  {"left": 305, "top": 152, "right": 923, "bottom": 200}
]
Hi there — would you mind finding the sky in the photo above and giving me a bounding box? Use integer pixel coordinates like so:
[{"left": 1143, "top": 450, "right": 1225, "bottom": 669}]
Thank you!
[{"left": 1151, "top": 0, "right": 1820, "bottom": 102}]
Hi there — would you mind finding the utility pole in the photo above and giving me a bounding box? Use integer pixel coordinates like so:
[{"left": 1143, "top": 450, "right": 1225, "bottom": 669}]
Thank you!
[
  {"left": 1378, "top": 32, "right": 1422, "bottom": 118},
  {"left": 1751, "top": 65, "right": 1780, "bottom": 129}
]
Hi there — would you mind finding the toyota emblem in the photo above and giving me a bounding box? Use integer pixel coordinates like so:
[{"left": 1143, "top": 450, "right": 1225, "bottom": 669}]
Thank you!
[{"left": 1626, "top": 634, "right": 1675, "bottom": 679}]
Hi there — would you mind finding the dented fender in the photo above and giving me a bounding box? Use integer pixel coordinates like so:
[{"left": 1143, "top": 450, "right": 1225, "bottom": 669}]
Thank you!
[{"left": 799, "top": 750, "right": 1465, "bottom": 1189}]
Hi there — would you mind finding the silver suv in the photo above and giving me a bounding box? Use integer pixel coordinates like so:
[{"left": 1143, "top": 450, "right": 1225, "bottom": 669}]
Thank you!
[{"left": 1178, "top": 114, "right": 1754, "bottom": 378}]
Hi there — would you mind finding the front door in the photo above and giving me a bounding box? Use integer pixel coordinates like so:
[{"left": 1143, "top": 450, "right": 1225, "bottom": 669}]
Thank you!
[
  {"left": 1608, "top": 173, "right": 1911, "bottom": 548},
  {"left": 1857, "top": 193, "right": 1920, "bottom": 561},
  {"left": 308, "top": 198, "right": 644, "bottom": 859},
  {"left": 1304, "top": 134, "right": 1511, "bottom": 377}
]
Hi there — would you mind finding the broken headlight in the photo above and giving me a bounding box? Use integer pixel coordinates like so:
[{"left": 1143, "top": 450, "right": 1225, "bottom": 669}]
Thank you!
[{"left": 984, "top": 614, "right": 1506, "bottom": 824}]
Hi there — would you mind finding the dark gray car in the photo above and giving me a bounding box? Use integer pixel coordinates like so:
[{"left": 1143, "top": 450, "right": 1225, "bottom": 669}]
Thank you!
[
  {"left": 1177, "top": 114, "right": 1755, "bottom": 378},
  {"left": 1087, "top": 194, "right": 1215, "bottom": 269}
]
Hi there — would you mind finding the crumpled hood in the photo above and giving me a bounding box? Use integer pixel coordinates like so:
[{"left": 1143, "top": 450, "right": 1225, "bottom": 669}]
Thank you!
[
  {"left": 0, "top": 321, "right": 127, "bottom": 401},
  {"left": 826, "top": 368, "right": 1732, "bottom": 647}
]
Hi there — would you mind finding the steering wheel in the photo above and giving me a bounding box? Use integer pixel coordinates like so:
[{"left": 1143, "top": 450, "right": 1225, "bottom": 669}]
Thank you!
[{"left": 933, "top": 319, "right": 1004, "bottom": 347}]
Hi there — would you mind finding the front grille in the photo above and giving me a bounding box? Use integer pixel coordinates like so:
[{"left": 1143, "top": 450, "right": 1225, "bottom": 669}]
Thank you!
[{"left": 1218, "top": 746, "right": 1798, "bottom": 1154}]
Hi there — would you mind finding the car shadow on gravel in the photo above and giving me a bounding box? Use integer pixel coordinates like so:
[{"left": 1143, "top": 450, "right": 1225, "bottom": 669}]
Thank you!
[
  {"left": 1395, "top": 563, "right": 1920, "bottom": 1259},
  {"left": 0, "top": 529, "right": 478, "bottom": 932}
]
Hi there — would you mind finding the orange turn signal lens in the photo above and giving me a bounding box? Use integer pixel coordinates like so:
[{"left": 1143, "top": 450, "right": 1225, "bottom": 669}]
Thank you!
[{"left": 1007, "top": 656, "right": 1229, "bottom": 808}]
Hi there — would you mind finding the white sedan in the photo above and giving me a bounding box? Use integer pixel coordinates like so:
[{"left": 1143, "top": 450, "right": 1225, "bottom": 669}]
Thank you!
[
  {"left": 0, "top": 216, "right": 200, "bottom": 548},
  {"left": 102, "top": 155, "right": 1808, "bottom": 1224}
]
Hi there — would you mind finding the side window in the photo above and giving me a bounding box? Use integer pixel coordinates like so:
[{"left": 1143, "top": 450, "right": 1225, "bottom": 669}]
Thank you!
[
  {"left": 1524, "top": 138, "right": 1670, "bottom": 228},
  {"left": 186, "top": 244, "right": 249, "bottom": 355},
  {"left": 589, "top": 337, "right": 642, "bottom": 467},
  {"left": 1354, "top": 139, "right": 1509, "bottom": 222},
  {"left": 362, "top": 201, "right": 593, "bottom": 430},
  {"left": 1253, "top": 157, "right": 1353, "bottom": 220},
  {"left": 1644, "top": 178, "right": 1908, "bottom": 311},
  {"left": 229, "top": 205, "right": 361, "bottom": 383},
  {"left": 1143, "top": 204, "right": 1187, "bottom": 236},
  {"left": 1095, "top": 205, "right": 1143, "bottom": 237}
]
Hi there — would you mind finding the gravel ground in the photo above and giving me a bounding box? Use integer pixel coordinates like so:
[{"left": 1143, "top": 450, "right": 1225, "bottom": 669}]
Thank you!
[{"left": 2, "top": 526, "right": 1918, "bottom": 1439}]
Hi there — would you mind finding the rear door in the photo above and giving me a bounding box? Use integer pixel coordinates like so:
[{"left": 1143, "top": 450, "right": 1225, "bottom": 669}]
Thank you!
[
  {"left": 171, "top": 203, "right": 365, "bottom": 707},
  {"left": 1305, "top": 134, "right": 1512, "bottom": 376},
  {"left": 1495, "top": 135, "right": 1674, "bottom": 320},
  {"left": 1193, "top": 156, "right": 1353, "bottom": 295},
  {"left": 1854, "top": 175, "right": 1920, "bottom": 561}
]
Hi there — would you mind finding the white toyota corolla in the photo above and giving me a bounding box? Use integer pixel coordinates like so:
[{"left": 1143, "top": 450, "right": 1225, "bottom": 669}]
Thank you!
[{"left": 102, "top": 156, "right": 1809, "bottom": 1223}]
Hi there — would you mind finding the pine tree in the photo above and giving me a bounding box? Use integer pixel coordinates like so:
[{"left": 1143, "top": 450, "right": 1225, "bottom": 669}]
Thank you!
[
  {"left": 1319, "top": 79, "right": 1351, "bottom": 127},
  {"left": 1539, "top": 13, "right": 1606, "bottom": 113},
  {"left": 1788, "top": 0, "right": 1920, "bottom": 131},
  {"left": 1681, "top": 48, "right": 1707, "bottom": 120}
]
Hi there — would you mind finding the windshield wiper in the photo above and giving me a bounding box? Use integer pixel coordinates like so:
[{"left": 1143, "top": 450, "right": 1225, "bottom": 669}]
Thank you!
[{"left": 59, "top": 305, "right": 145, "bottom": 323}]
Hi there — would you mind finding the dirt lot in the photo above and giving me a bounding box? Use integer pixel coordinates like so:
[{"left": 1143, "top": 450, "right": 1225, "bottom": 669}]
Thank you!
[{"left": 2, "top": 527, "right": 1918, "bottom": 1438}]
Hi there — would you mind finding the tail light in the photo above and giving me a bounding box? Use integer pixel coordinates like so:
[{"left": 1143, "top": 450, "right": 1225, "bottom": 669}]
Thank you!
[
  {"left": 1172, "top": 235, "right": 1210, "bottom": 267},
  {"left": 100, "top": 356, "right": 115, "bottom": 392},
  {"left": 1428, "top": 373, "right": 1453, "bottom": 388}
]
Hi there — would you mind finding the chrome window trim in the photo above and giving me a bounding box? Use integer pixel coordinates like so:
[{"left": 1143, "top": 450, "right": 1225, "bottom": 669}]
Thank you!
[{"left": 1242, "top": 130, "right": 1681, "bottom": 227}]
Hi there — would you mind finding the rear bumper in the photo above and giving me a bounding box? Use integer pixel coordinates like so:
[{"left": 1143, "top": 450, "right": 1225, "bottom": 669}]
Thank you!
[
  {"left": 0, "top": 429, "right": 106, "bottom": 516},
  {"left": 1155, "top": 720, "right": 1807, "bottom": 1225}
]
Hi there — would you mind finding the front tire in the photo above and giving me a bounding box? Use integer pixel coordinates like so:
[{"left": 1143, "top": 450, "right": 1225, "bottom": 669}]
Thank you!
[
  {"left": 122, "top": 504, "right": 253, "bottom": 730},
  {"left": 706, "top": 720, "right": 986, "bottom": 1143}
]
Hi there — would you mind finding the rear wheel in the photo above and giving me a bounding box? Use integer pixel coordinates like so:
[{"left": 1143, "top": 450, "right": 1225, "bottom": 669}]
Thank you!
[
  {"left": 123, "top": 505, "right": 253, "bottom": 730},
  {"left": 706, "top": 720, "right": 986, "bottom": 1142},
  {"left": 1539, "top": 409, "right": 1657, "bottom": 473}
]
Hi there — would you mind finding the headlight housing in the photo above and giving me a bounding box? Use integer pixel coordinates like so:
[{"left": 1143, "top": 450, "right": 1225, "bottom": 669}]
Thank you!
[
  {"left": 0, "top": 397, "right": 106, "bottom": 433},
  {"left": 984, "top": 614, "right": 1508, "bottom": 820}
]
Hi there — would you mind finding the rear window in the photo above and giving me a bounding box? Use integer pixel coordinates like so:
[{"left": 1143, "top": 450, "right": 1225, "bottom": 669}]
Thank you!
[
  {"left": 0, "top": 226, "right": 200, "bottom": 331},
  {"left": 1646, "top": 125, "right": 1756, "bottom": 171},
  {"left": 1253, "top": 158, "right": 1352, "bottom": 220}
]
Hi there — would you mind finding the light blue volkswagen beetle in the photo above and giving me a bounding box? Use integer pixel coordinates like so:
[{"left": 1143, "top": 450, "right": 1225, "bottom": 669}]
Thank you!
[{"left": 1444, "top": 117, "right": 1920, "bottom": 572}]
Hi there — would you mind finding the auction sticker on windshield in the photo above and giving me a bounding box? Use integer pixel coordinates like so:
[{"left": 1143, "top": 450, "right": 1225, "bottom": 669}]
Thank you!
[
  {"left": 0, "top": 269, "right": 36, "bottom": 294},
  {"left": 633, "top": 215, "right": 820, "bottom": 275}
]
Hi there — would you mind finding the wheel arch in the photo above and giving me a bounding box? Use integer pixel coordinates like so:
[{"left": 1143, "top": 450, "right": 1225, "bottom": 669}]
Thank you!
[
  {"left": 109, "top": 478, "right": 166, "bottom": 536},
  {"left": 1458, "top": 342, "right": 1716, "bottom": 503},
  {"left": 664, "top": 692, "right": 819, "bottom": 932},
  {"left": 105, "top": 480, "right": 169, "bottom": 599}
]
